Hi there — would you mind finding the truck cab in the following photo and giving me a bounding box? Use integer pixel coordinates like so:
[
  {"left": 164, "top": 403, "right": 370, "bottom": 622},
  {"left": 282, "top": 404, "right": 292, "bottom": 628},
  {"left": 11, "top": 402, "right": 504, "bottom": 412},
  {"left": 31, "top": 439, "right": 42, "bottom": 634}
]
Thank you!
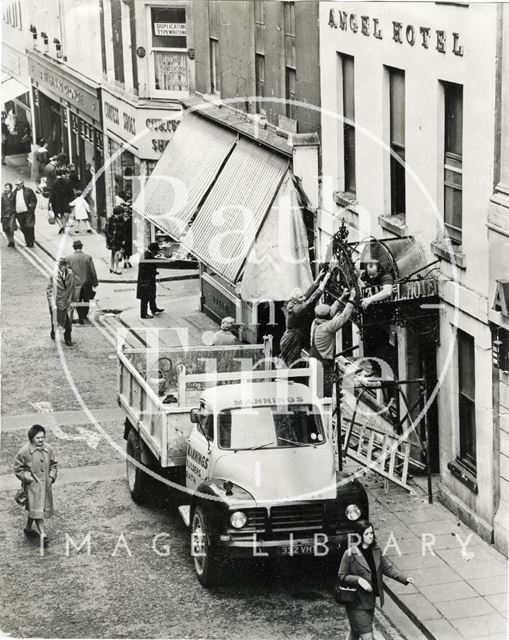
[{"left": 186, "top": 380, "right": 368, "bottom": 586}]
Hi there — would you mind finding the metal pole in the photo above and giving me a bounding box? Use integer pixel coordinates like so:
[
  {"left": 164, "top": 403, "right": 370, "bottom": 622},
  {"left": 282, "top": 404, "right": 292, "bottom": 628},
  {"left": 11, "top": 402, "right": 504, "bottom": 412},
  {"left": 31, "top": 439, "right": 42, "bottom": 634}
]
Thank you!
[
  {"left": 421, "top": 383, "right": 433, "bottom": 504},
  {"left": 335, "top": 362, "right": 343, "bottom": 471}
]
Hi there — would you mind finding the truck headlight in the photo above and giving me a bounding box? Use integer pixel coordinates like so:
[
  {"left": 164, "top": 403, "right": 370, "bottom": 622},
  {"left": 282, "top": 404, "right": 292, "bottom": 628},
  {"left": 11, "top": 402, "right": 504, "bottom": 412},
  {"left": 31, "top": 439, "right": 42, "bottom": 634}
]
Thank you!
[
  {"left": 345, "top": 504, "right": 361, "bottom": 521},
  {"left": 230, "top": 511, "right": 248, "bottom": 529}
]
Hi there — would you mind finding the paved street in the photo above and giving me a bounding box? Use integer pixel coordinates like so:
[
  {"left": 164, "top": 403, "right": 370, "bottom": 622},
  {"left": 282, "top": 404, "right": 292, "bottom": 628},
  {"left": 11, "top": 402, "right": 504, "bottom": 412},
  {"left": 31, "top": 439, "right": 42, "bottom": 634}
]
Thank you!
[{"left": 0, "top": 189, "right": 422, "bottom": 639}]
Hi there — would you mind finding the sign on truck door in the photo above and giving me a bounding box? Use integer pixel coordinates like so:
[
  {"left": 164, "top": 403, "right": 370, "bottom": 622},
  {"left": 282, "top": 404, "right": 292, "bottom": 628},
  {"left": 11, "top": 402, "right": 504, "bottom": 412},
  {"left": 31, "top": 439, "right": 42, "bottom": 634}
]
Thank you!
[{"left": 186, "top": 402, "right": 212, "bottom": 490}]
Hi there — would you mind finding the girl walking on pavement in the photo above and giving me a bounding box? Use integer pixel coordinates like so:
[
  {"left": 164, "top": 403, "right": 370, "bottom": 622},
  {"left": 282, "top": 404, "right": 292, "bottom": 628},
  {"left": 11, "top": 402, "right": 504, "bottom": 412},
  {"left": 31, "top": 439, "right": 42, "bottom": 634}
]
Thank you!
[
  {"left": 14, "top": 425, "right": 58, "bottom": 547},
  {"left": 104, "top": 205, "right": 125, "bottom": 274},
  {"left": 337, "top": 522, "right": 414, "bottom": 640}
]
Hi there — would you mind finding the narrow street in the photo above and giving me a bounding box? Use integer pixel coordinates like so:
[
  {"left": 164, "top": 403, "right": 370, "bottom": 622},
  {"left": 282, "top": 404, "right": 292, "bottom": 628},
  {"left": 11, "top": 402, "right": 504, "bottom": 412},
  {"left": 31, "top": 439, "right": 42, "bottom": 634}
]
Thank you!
[{"left": 0, "top": 236, "right": 419, "bottom": 639}]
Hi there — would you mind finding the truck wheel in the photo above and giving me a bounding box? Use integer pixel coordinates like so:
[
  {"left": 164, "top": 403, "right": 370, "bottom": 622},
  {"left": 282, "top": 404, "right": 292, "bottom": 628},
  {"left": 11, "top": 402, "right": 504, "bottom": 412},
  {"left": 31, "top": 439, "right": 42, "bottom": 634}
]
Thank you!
[
  {"left": 191, "top": 505, "right": 223, "bottom": 587},
  {"left": 126, "top": 429, "right": 148, "bottom": 504}
]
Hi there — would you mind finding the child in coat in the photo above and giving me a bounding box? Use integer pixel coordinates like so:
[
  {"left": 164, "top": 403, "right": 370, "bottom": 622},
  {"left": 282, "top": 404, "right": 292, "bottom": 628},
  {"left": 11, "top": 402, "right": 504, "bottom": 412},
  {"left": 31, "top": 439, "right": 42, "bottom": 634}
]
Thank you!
[{"left": 69, "top": 190, "right": 92, "bottom": 233}]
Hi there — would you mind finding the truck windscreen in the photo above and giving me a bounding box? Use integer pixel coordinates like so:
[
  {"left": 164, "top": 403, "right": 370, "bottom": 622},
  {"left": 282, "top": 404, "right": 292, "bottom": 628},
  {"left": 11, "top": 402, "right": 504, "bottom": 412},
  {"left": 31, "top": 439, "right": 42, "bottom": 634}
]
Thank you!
[{"left": 217, "top": 405, "right": 325, "bottom": 450}]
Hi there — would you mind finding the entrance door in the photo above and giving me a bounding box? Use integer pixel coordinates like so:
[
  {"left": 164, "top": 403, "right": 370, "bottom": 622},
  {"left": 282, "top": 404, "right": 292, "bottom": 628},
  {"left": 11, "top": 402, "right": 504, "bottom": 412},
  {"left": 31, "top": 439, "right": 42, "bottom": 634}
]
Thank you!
[{"left": 406, "top": 329, "right": 440, "bottom": 472}]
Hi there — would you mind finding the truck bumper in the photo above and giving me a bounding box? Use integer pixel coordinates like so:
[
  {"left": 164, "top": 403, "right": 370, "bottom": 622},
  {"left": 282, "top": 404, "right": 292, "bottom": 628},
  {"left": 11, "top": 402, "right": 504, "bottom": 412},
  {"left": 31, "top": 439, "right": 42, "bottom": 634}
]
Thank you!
[{"left": 218, "top": 533, "right": 351, "bottom": 558}]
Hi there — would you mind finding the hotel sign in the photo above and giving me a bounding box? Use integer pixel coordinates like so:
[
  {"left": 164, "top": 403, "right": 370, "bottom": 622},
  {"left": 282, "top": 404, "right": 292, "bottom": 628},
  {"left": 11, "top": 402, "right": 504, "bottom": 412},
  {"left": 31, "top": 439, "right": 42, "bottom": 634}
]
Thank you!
[
  {"left": 327, "top": 9, "right": 464, "bottom": 56},
  {"left": 363, "top": 277, "right": 439, "bottom": 304}
]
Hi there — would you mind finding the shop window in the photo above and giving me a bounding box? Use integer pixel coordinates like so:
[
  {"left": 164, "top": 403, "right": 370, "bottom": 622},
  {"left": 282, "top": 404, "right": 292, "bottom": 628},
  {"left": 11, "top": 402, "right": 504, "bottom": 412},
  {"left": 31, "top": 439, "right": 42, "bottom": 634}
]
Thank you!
[
  {"left": 210, "top": 38, "right": 220, "bottom": 95},
  {"left": 150, "top": 7, "right": 188, "bottom": 93},
  {"left": 388, "top": 66, "right": 405, "bottom": 215},
  {"left": 458, "top": 330, "right": 476, "bottom": 472},
  {"left": 443, "top": 81, "right": 463, "bottom": 245},
  {"left": 340, "top": 53, "right": 356, "bottom": 194},
  {"left": 255, "top": 54, "right": 265, "bottom": 115}
]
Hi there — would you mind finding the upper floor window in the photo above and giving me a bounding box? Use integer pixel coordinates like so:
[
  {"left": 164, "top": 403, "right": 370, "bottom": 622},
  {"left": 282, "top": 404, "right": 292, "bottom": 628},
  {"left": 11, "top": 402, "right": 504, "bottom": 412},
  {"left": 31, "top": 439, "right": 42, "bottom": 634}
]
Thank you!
[
  {"left": 150, "top": 7, "right": 188, "bottom": 93},
  {"left": 255, "top": 54, "right": 265, "bottom": 115},
  {"left": 284, "top": 2, "right": 296, "bottom": 120},
  {"left": 340, "top": 53, "right": 356, "bottom": 194},
  {"left": 3, "top": 1, "right": 22, "bottom": 30},
  {"left": 210, "top": 38, "right": 220, "bottom": 95},
  {"left": 388, "top": 66, "right": 405, "bottom": 215},
  {"left": 443, "top": 81, "right": 463, "bottom": 245}
]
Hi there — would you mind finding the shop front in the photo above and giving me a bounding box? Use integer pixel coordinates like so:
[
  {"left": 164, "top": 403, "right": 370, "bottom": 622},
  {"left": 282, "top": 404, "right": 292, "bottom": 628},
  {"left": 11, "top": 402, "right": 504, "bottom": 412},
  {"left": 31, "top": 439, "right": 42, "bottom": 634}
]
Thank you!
[
  {"left": 2, "top": 73, "right": 32, "bottom": 159},
  {"left": 101, "top": 88, "right": 182, "bottom": 214},
  {"left": 27, "top": 50, "right": 105, "bottom": 228},
  {"left": 134, "top": 109, "right": 317, "bottom": 347}
]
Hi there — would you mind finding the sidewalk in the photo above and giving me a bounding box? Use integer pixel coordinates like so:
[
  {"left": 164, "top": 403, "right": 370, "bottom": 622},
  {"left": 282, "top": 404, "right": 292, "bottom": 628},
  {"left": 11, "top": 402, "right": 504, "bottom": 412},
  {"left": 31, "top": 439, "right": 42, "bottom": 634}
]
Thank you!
[
  {"left": 353, "top": 462, "right": 508, "bottom": 640},
  {"left": 1, "top": 157, "right": 199, "bottom": 284},
  {"left": 3, "top": 157, "right": 508, "bottom": 640}
]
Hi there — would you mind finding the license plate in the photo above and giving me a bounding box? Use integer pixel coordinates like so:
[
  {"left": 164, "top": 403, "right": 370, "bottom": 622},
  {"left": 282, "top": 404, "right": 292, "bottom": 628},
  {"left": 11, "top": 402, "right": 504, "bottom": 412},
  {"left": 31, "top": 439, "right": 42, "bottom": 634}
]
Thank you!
[{"left": 278, "top": 544, "right": 314, "bottom": 556}]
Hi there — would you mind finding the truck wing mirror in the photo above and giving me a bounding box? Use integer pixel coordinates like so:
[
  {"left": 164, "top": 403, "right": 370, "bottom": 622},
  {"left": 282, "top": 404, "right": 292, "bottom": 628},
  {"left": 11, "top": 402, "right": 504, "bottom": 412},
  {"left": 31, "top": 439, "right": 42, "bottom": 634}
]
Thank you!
[{"left": 190, "top": 408, "right": 200, "bottom": 423}]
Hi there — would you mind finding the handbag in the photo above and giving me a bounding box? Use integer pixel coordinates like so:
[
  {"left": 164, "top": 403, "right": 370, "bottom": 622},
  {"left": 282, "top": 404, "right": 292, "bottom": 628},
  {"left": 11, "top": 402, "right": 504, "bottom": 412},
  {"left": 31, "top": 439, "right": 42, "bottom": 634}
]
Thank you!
[
  {"left": 14, "top": 485, "right": 27, "bottom": 507},
  {"left": 333, "top": 581, "right": 357, "bottom": 605}
]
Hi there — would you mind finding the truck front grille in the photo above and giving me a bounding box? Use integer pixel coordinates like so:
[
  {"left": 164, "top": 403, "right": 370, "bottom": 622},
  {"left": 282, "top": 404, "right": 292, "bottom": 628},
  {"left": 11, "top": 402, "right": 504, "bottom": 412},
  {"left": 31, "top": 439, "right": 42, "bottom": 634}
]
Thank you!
[{"left": 270, "top": 504, "right": 324, "bottom": 533}]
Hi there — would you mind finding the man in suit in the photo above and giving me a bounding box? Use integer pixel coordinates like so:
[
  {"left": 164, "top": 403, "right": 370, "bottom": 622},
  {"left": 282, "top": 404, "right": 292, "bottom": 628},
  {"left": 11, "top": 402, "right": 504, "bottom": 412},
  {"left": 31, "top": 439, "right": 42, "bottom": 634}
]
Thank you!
[
  {"left": 43, "top": 155, "right": 59, "bottom": 191},
  {"left": 49, "top": 168, "right": 74, "bottom": 234},
  {"left": 66, "top": 239, "right": 98, "bottom": 324},
  {"left": 136, "top": 242, "right": 165, "bottom": 319},
  {"left": 13, "top": 179, "right": 37, "bottom": 247},
  {"left": 1, "top": 182, "right": 17, "bottom": 247}
]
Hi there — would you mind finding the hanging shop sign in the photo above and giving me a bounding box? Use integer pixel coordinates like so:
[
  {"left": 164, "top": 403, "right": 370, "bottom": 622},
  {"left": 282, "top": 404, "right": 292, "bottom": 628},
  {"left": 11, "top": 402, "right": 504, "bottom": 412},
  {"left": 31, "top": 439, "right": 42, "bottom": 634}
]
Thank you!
[
  {"left": 327, "top": 9, "right": 464, "bottom": 56},
  {"left": 493, "top": 280, "right": 509, "bottom": 317},
  {"left": 102, "top": 90, "right": 182, "bottom": 160},
  {"left": 27, "top": 51, "right": 101, "bottom": 122}
]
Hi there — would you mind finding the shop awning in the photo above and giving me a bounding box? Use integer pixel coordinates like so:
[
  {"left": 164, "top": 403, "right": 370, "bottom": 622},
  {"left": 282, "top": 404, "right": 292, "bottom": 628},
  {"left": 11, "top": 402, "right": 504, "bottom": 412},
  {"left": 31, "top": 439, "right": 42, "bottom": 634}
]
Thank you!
[
  {"left": 240, "top": 173, "right": 313, "bottom": 301},
  {"left": 1, "top": 74, "right": 29, "bottom": 104},
  {"left": 182, "top": 138, "right": 289, "bottom": 283},
  {"left": 133, "top": 112, "right": 237, "bottom": 238}
]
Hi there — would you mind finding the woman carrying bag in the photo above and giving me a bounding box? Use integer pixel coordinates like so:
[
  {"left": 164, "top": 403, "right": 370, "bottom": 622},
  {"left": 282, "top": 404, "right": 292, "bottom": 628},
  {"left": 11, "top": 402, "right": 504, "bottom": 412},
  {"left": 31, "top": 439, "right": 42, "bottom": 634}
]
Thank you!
[
  {"left": 337, "top": 522, "right": 414, "bottom": 640},
  {"left": 14, "top": 425, "right": 58, "bottom": 547}
]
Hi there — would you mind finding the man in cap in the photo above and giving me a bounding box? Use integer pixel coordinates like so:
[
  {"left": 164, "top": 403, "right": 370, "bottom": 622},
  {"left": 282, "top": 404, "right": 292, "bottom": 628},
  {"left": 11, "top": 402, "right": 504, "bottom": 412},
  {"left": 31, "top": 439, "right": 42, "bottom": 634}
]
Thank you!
[
  {"left": 136, "top": 242, "right": 165, "bottom": 319},
  {"left": 211, "top": 317, "right": 239, "bottom": 346},
  {"left": 13, "top": 178, "right": 37, "bottom": 247},
  {"left": 309, "top": 289, "right": 356, "bottom": 397},
  {"left": 46, "top": 258, "right": 80, "bottom": 346},
  {"left": 43, "top": 155, "right": 59, "bottom": 191},
  {"left": 66, "top": 239, "right": 98, "bottom": 324}
]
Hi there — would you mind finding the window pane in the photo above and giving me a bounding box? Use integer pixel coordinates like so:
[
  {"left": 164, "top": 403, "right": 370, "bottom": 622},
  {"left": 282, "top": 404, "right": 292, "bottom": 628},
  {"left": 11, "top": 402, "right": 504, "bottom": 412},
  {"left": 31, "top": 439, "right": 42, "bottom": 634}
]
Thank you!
[
  {"left": 445, "top": 82, "right": 463, "bottom": 156},
  {"left": 284, "top": 2, "right": 295, "bottom": 35},
  {"left": 458, "top": 331, "right": 476, "bottom": 467},
  {"left": 344, "top": 125, "right": 356, "bottom": 193},
  {"left": 342, "top": 56, "right": 355, "bottom": 121},
  {"left": 444, "top": 168, "right": 463, "bottom": 187},
  {"left": 444, "top": 184, "right": 462, "bottom": 234},
  {"left": 254, "top": 0, "right": 264, "bottom": 24},
  {"left": 390, "top": 68, "right": 405, "bottom": 148},
  {"left": 285, "top": 67, "right": 296, "bottom": 118},
  {"left": 151, "top": 7, "right": 187, "bottom": 48},
  {"left": 154, "top": 51, "right": 188, "bottom": 91}
]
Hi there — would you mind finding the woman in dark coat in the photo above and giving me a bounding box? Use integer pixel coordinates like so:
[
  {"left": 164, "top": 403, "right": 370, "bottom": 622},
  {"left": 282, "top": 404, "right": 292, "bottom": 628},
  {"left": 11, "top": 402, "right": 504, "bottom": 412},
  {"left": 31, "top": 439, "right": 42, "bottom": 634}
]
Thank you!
[
  {"left": 14, "top": 425, "right": 58, "bottom": 546},
  {"left": 104, "top": 206, "right": 125, "bottom": 274},
  {"left": 49, "top": 168, "right": 74, "bottom": 234},
  {"left": 337, "top": 522, "right": 414, "bottom": 640},
  {"left": 136, "top": 242, "right": 164, "bottom": 318},
  {"left": 122, "top": 206, "right": 133, "bottom": 268},
  {"left": 279, "top": 269, "right": 331, "bottom": 366}
]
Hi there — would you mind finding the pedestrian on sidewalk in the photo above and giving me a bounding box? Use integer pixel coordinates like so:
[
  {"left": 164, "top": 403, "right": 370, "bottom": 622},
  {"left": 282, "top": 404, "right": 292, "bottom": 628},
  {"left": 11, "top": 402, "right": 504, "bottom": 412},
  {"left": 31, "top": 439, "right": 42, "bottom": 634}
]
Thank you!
[
  {"left": 43, "top": 155, "right": 59, "bottom": 191},
  {"left": 46, "top": 258, "right": 80, "bottom": 346},
  {"left": 66, "top": 239, "right": 98, "bottom": 324},
  {"left": 69, "top": 190, "right": 93, "bottom": 233},
  {"left": 2, "top": 182, "right": 17, "bottom": 247},
  {"left": 211, "top": 317, "right": 239, "bottom": 345},
  {"left": 32, "top": 138, "right": 49, "bottom": 183},
  {"left": 121, "top": 204, "right": 133, "bottom": 268},
  {"left": 49, "top": 168, "right": 74, "bottom": 234},
  {"left": 280, "top": 268, "right": 331, "bottom": 367},
  {"left": 104, "top": 205, "right": 125, "bottom": 274},
  {"left": 136, "top": 242, "right": 165, "bottom": 319},
  {"left": 14, "top": 424, "right": 58, "bottom": 547},
  {"left": 13, "top": 179, "right": 37, "bottom": 248},
  {"left": 337, "top": 522, "right": 415, "bottom": 640},
  {"left": 309, "top": 288, "right": 356, "bottom": 397}
]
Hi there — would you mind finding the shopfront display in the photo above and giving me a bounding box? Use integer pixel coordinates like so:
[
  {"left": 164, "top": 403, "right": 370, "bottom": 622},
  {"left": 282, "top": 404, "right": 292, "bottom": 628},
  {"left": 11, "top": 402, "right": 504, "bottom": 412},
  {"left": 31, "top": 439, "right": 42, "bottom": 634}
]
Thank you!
[{"left": 27, "top": 50, "right": 105, "bottom": 227}]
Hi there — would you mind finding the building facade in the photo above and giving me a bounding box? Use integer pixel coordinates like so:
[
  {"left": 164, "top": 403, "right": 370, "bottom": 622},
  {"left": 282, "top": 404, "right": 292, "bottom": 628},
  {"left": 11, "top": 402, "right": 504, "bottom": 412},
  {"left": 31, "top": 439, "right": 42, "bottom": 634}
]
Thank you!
[{"left": 319, "top": 1, "right": 503, "bottom": 551}]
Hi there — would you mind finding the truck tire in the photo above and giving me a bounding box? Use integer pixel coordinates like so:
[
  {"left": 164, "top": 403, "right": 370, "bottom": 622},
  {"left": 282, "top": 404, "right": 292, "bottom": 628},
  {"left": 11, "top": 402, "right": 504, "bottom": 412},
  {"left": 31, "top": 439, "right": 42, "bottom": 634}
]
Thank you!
[
  {"left": 126, "top": 429, "right": 148, "bottom": 504},
  {"left": 191, "top": 505, "right": 223, "bottom": 587}
]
